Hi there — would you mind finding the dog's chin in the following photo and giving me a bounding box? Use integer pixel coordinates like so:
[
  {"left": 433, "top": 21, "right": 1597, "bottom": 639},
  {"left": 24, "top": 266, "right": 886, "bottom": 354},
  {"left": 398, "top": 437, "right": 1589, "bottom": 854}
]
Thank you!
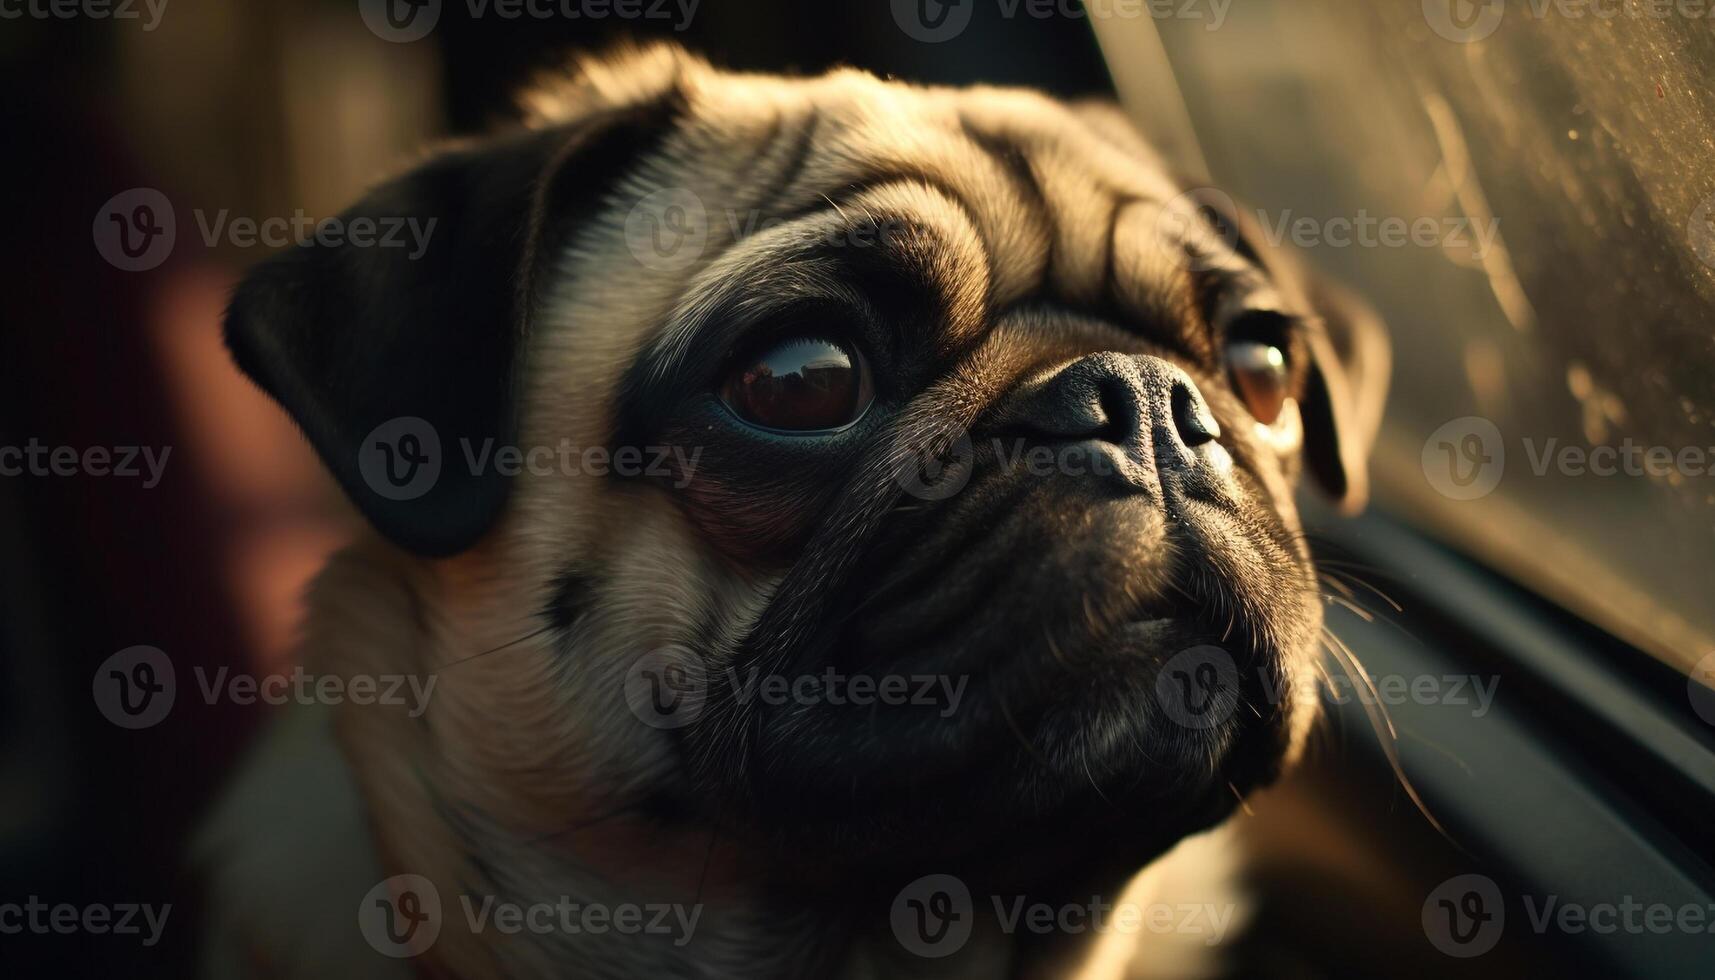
[
  {"left": 683, "top": 476, "right": 1314, "bottom": 892},
  {"left": 724, "top": 630, "right": 1292, "bottom": 894}
]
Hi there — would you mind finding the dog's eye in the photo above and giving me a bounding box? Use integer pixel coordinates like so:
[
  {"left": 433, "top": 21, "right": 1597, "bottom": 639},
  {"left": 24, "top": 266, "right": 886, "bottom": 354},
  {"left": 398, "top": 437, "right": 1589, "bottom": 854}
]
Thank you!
[
  {"left": 719, "top": 338, "right": 875, "bottom": 433},
  {"left": 1225, "top": 340, "right": 1289, "bottom": 425}
]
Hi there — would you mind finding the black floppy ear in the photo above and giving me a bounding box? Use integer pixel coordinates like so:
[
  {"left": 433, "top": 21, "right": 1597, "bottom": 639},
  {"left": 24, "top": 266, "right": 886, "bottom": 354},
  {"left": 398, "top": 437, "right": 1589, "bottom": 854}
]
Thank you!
[
  {"left": 1296, "top": 272, "right": 1391, "bottom": 513},
  {"left": 224, "top": 104, "right": 673, "bottom": 556}
]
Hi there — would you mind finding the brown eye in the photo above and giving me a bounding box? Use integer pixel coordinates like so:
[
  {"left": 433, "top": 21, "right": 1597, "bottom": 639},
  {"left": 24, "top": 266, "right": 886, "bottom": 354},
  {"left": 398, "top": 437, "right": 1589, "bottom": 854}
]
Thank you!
[
  {"left": 1225, "top": 340, "right": 1289, "bottom": 425},
  {"left": 719, "top": 338, "right": 874, "bottom": 432}
]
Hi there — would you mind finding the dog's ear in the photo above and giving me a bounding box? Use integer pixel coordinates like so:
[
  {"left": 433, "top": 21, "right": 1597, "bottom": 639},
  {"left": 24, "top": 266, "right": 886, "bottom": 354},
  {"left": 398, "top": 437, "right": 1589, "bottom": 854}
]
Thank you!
[
  {"left": 1295, "top": 271, "right": 1391, "bottom": 513},
  {"left": 224, "top": 100, "right": 676, "bottom": 556}
]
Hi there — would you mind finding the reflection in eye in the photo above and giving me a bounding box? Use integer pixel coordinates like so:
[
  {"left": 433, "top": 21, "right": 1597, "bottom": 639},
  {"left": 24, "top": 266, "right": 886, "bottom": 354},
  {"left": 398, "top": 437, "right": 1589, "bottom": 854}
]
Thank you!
[
  {"left": 720, "top": 338, "right": 875, "bottom": 432},
  {"left": 1226, "top": 340, "right": 1289, "bottom": 425}
]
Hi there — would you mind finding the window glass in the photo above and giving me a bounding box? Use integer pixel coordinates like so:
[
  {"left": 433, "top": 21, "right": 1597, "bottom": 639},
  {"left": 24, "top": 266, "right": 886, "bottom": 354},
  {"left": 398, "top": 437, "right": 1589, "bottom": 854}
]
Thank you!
[{"left": 1103, "top": 2, "right": 1715, "bottom": 671}]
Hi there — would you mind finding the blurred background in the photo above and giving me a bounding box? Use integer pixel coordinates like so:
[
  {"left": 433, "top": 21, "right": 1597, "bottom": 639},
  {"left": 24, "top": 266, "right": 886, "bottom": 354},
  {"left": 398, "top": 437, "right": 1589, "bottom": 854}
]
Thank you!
[{"left": 3, "top": 0, "right": 1713, "bottom": 976}]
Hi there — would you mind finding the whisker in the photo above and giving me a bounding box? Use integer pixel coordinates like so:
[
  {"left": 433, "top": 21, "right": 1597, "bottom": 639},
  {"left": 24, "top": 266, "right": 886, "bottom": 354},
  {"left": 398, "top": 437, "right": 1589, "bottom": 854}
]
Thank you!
[
  {"left": 1326, "top": 594, "right": 1377, "bottom": 624},
  {"left": 1320, "top": 627, "right": 1452, "bottom": 842},
  {"left": 1228, "top": 781, "right": 1255, "bottom": 817},
  {"left": 1318, "top": 571, "right": 1359, "bottom": 603},
  {"left": 434, "top": 624, "right": 555, "bottom": 673},
  {"left": 1319, "top": 565, "right": 1404, "bottom": 614}
]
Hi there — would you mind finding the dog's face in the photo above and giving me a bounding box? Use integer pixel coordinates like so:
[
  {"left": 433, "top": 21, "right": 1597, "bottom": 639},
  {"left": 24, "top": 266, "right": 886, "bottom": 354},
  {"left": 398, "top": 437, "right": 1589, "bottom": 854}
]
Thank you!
[{"left": 227, "top": 46, "right": 1387, "bottom": 902}]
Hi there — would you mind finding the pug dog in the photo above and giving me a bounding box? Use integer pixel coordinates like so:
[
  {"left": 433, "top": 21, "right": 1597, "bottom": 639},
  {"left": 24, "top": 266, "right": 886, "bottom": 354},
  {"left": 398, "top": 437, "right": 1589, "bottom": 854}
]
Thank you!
[{"left": 200, "top": 43, "right": 1387, "bottom": 980}]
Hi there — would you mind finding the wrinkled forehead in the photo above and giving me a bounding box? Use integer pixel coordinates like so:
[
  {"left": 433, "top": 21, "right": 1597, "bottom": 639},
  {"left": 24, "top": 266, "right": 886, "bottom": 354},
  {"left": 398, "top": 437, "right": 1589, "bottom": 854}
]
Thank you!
[{"left": 634, "top": 69, "right": 1227, "bottom": 366}]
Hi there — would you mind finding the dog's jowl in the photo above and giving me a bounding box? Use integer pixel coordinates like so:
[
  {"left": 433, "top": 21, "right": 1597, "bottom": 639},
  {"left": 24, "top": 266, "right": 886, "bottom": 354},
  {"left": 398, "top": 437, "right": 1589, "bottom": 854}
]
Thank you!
[{"left": 202, "top": 43, "right": 1389, "bottom": 980}]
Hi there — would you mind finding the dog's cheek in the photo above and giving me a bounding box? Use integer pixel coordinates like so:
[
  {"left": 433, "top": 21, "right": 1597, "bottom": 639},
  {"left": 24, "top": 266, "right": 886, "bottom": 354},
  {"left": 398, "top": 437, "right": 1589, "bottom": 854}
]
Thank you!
[
  {"left": 676, "top": 473, "right": 826, "bottom": 564},
  {"left": 661, "top": 435, "right": 847, "bottom": 566},
  {"left": 650, "top": 407, "right": 871, "bottom": 567}
]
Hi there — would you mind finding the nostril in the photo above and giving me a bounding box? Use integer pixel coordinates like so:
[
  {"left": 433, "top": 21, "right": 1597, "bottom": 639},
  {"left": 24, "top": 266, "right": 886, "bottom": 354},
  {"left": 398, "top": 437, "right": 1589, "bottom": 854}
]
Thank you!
[{"left": 1171, "top": 380, "right": 1221, "bottom": 448}]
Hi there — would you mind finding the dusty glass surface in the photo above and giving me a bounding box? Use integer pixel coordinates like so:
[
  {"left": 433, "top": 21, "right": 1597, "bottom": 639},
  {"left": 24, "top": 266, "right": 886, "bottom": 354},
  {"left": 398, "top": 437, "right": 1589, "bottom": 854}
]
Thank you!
[{"left": 1103, "top": 2, "right": 1715, "bottom": 670}]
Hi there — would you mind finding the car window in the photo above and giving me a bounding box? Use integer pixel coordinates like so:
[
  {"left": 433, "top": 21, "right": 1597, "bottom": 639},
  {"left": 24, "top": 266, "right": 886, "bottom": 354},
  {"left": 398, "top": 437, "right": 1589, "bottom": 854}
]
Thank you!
[{"left": 1099, "top": 1, "right": 1715, "bottom": 673}]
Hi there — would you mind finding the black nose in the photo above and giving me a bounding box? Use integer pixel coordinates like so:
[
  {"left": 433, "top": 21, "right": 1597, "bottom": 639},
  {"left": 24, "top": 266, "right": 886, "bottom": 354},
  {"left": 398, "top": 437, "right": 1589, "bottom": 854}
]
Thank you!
[{"left": 1005, "top": 352, "right": 1221, "bottom": 480}]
